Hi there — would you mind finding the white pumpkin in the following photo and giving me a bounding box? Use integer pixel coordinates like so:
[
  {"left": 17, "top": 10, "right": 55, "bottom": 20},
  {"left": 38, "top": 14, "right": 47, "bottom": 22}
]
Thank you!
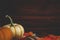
[{"left": 3, "top": 15, "right": 24, "bottom": 38}]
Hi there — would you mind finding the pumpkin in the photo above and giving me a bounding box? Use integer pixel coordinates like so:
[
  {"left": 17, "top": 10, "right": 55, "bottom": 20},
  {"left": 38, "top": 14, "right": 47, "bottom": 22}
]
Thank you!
[
  {"left": 0, "top": 27, "right": 12, "bottom": 40},
  {"left": 28, "top": 32, "right": 34, "bottom": 36},
  {"left": 3, "top": 15, "right": 24, "bottom": 39}
]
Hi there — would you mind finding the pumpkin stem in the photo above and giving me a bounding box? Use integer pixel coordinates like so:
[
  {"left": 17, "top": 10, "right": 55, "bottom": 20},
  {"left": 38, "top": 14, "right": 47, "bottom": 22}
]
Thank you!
[{"left": 5, "top": 15, "right": 14, "bottom": 26}]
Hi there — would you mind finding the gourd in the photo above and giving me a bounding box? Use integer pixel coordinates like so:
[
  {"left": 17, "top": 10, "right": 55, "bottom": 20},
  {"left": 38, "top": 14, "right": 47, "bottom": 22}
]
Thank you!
[
  {"left": 0, "top": 27, "right": 12, "bottom": 40},
  {"left": 3, "top": 15, "right": 24, "bottom": 38}
]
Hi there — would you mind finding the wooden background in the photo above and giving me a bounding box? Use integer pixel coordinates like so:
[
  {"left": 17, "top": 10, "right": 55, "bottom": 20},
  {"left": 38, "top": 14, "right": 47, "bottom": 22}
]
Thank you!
[{"left": 0, "top": 0, "right": 60, "bottom": 35}]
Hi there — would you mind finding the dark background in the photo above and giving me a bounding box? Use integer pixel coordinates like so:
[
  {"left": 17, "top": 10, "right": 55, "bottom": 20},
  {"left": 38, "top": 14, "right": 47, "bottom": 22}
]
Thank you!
[{"left": 0, "top": 0, "right": 60, "bottom": 35}]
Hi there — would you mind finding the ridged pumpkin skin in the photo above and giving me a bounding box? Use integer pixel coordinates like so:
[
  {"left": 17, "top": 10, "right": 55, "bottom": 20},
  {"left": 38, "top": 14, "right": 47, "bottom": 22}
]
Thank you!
[
  {"left": 3, "top": 23, "right": 24, "bottom": 38},
  {"left": 0, "top": 27, "right": 13, "bottom": 40},
  {"left": 0, "top": 31, "right": 4, "bottom": 40}
]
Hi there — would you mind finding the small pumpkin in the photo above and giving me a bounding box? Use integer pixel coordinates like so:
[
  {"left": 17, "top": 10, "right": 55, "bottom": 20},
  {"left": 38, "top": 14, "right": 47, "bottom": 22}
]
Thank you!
[
  {"left": 3, "top": 15, "right": 24, "bottom": 38},
  {"left": 28, "top": 32, "right": 34, "bottom": 36},
  {"left": 0, "top": 27, "right": 12, "bottom": 40}
]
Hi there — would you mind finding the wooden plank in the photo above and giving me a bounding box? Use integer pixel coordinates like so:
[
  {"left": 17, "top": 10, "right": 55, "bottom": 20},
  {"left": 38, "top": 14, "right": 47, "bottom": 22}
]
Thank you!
[
  {"left": 25, "top": 28, "right": 60, "bottom": 30},
  {"left": 13, "top": 16, "right": 56, "bottom": 19}
]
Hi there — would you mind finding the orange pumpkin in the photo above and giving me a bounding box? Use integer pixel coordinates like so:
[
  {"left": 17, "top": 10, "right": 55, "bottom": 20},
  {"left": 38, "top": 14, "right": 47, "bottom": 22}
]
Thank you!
[
  {"left": 0, "top": 27, "right": 13, "bottom": 40},
  {"left": 0, "top": 30, "right": 4, "bottom": 40},
  {"left": 28, "top": 32, "right": 33, "bottom": 36}
]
